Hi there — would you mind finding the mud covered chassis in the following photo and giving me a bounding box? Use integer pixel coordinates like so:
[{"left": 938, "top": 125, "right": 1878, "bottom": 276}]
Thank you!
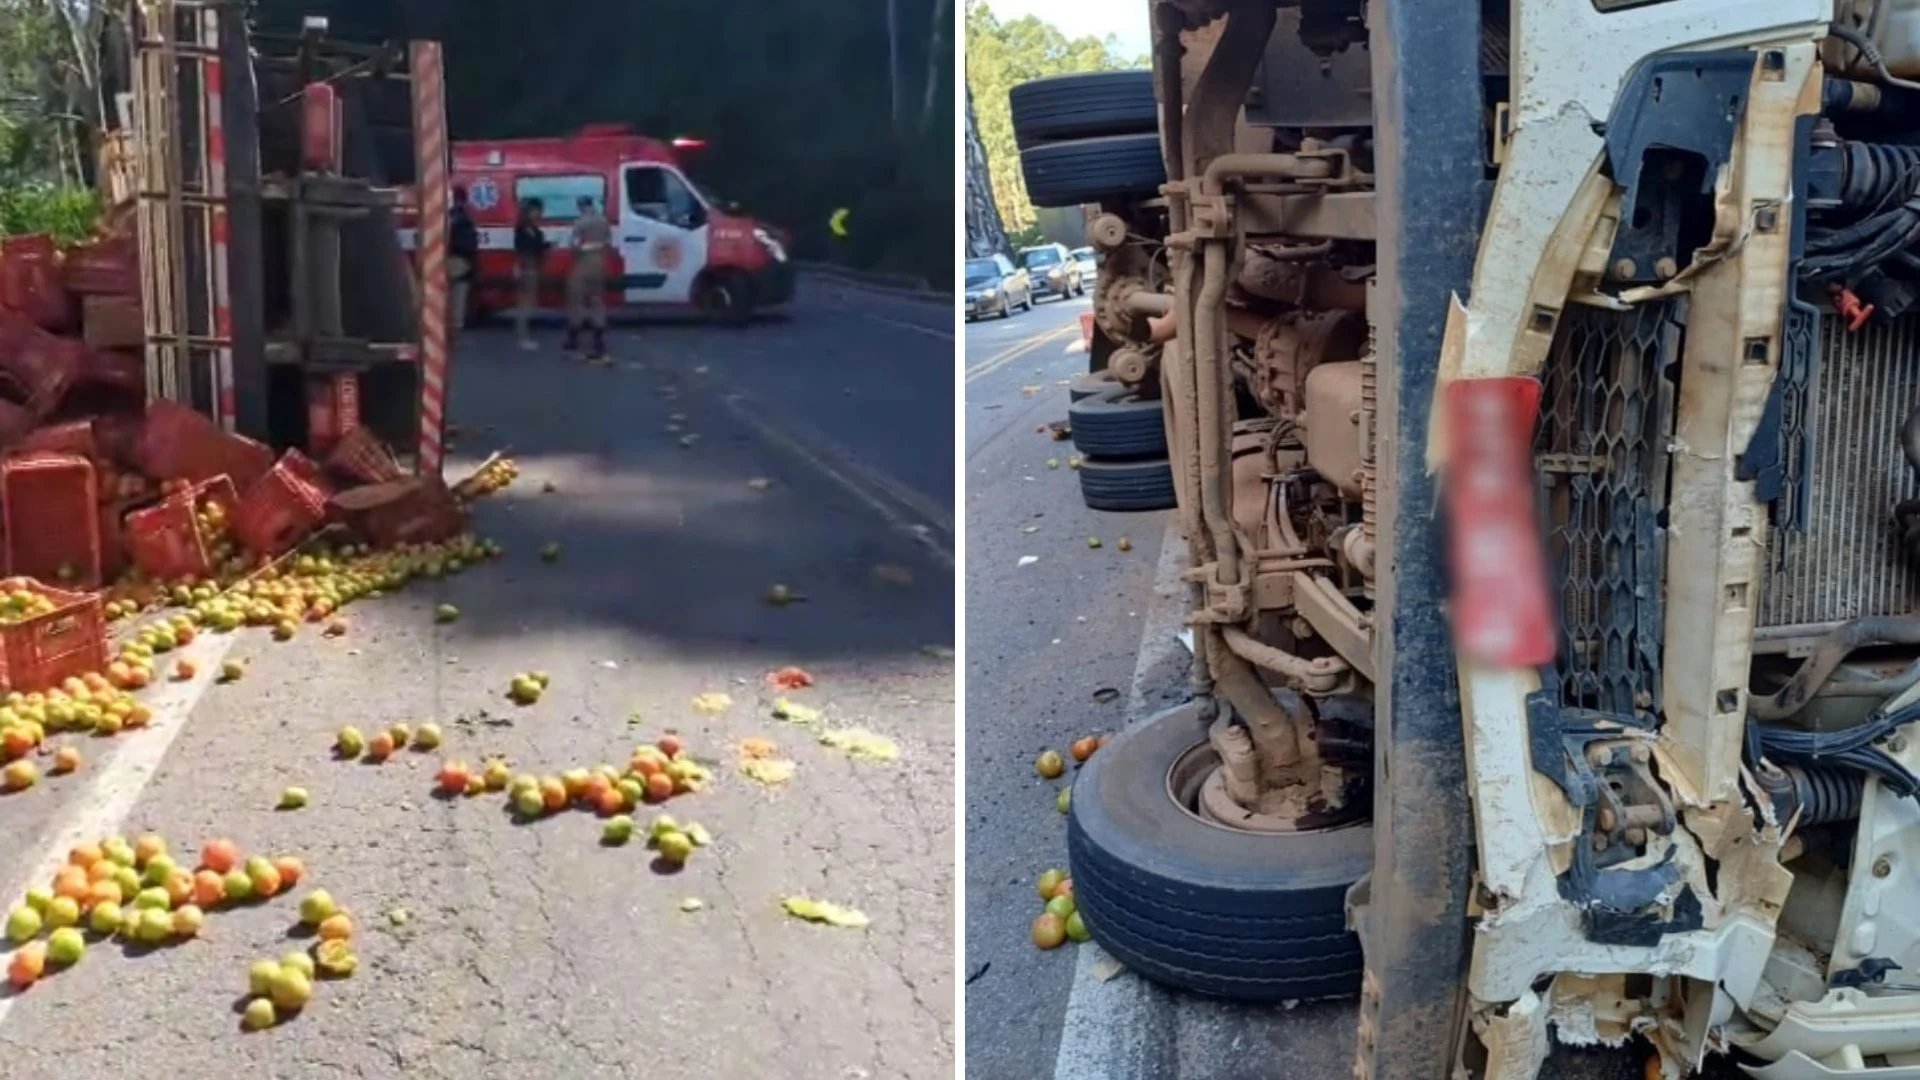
[{"left": 1146, "top": 1, "right": 1920, "bottom": 1078}]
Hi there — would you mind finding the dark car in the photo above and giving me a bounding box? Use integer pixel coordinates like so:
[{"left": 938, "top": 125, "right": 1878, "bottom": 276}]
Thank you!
[
  {"left": 964, "top": 254, "right": 1033, "bottom": 320},
  {"left": 1018, "top": 243, "right": 1085, "bottom": 302}
]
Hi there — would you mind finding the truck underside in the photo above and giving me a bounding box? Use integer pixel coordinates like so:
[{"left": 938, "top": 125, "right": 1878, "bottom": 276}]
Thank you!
[{"left": 1058, "top": 0, "right": 1920, "bottom": 1075}]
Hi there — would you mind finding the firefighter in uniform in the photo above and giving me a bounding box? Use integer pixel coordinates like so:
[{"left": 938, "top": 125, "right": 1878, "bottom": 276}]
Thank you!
[
  {"left": 447, "top": 185, "right": 479, "bottom": 336},
  {"left": 512, "top": 198, "right": 550, "bottom": 350},
  {"left": 565, "top": 195, "right": 610, "bottom": 358}
]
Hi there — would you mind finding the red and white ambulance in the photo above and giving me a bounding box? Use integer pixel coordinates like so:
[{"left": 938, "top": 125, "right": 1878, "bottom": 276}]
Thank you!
[{"left": 446, "top": 124, "right": 793, "bottom": 323}]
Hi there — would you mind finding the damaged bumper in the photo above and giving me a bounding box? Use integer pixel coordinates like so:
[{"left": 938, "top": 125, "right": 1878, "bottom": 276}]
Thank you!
[{"left": 1443, "top": 1, "right": 1920, "bottom": 1076}]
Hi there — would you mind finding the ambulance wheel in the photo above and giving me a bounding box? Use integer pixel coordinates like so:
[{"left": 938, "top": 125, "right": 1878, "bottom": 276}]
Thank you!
[{"left": 696, "top": 272, "right": 752, "bottom": 326}]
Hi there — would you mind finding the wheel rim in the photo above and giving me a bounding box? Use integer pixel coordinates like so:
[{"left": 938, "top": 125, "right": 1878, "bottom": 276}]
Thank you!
[{"left": 1166, "top": 740, "right": 1368, "bottom": 835}]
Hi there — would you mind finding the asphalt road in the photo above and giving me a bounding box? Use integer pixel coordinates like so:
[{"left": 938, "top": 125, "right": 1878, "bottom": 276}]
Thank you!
[
  {"left": 960, "top": 295, "right": 1667, "bottom": 1080},
  {"left": 961, "top": 290, "right": 1179, "bottom": 1075},
  {"left": 0, "top": 278, "right": 955, "bottom": 1079}
]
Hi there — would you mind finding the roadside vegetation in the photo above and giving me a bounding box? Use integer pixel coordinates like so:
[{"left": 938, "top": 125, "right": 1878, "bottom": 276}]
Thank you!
[{"left": 964, "top": 2, "right": 1144, "bottom": 247}]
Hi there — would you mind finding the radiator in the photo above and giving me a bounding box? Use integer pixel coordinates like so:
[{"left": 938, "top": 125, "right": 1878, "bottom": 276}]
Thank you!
[{"left": 1757, "top": 314, "right": 1920, "bottom": 642}]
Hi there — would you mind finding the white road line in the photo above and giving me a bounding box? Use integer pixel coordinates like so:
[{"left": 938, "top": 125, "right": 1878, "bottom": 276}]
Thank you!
[
  {"left": 722, "top": 392, "right": 955, "bottom": 565},
  {"left": 861, "top": 312, "right": 953, "bottom": 341},
  {"left": 1053, "top": 516, "right": 1191, "bottom": 1080},
  {"left": 0, "top": 630, "right": 240, "bottom": 1028}
]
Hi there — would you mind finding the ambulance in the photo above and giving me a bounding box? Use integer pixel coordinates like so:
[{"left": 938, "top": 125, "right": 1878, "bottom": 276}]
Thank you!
[{"left": 448, "top": 124, "right": 793, "bottom": 323}]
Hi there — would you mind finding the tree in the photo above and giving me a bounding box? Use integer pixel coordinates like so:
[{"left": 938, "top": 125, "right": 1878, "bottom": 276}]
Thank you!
[
  {"left": 964, "top": 84, "right": 1006, "bottom": 257},
  {"left": 963, "top": 2, "right": 1144, "bottom": 236},
  {"left": 0, "top": 0, "right": 132, "bottom": 188}
]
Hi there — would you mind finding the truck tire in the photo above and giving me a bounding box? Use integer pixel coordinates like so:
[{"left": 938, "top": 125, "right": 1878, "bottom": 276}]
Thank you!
[
  {"left": 1021, "top": 134, "right": 1167, "bottom": 209},
  {"left": 1068, "top": 702, "right": 1370, "bottom": 1002},
  {"left": 1010, "top": 70, "right": 1159, "bottom": 148},
  {"left": 1068, "top": 371, "right": 1116, "bottom": 402},
  {"left": 1069, "top": 385, "right": 1167, "bottom": 458},
  {"left": 1078, "top": 456, "right": 1176, "bottom": 512}
]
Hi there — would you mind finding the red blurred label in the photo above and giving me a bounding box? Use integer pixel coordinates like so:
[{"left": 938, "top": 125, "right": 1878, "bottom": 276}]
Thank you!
[
  {"left": 336, "top": 373, "right": 360, "bottom": 434},
  {"left": 1443, "top": 376, "right": 1556, "bottom": 668},
  {"left": 301, "top": 84, "right": 341, "bottom": 172},
  {"left": 305, "top": 374, "right": 359, "bottom": 457}
]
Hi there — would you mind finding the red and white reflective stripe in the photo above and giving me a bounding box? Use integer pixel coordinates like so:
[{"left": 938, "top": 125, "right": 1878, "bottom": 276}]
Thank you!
[
  {"left": 203, "top": 9, "right": 235, "bottom": 430},
  {"left": 411, "top": 41, "right": 449, "bottom": 475},
  {"left": 1442, "top": 377, "right": 1556, "bottom": 668}
]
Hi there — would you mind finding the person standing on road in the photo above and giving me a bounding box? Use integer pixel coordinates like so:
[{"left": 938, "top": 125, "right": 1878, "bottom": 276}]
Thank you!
[
  {"left": 447, "top": 185, "right": 480, "bottom": 337},
  {"left": 565, "top": 194, "right": 610, "bottom": 358},
  {"left": 512, "top": 198, "right": 550, "bottom": 351}
]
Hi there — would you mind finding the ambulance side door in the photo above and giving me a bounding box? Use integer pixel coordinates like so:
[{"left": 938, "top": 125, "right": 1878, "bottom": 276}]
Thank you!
[{"left": 618, "top": 162, "right": 707, "bottom": 305}]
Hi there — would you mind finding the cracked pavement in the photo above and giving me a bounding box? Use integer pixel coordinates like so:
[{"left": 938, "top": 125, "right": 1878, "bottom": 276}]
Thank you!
[{"left": 0, "top": 281, "right": 954, "bottom": 1078}]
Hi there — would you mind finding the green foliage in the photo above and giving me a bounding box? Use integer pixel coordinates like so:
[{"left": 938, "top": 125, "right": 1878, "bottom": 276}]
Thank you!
[
  {"left": 1005, "top": 221, "right": 1047, "bottom": 250},
  {"left": 257, "top": 0, "right": 954, "bottom": 288},
  {"left": 0, "top": 184, "right": 99, "bottom": 244},
  {"left": 0, "top": 0, "right": 125, "bottom": 188},
  {"left": 965, "top": 2, "right": 1145, "bottom": 234},
  {"left": 0, "top": 2, "right": 71, "bottom": 184}
]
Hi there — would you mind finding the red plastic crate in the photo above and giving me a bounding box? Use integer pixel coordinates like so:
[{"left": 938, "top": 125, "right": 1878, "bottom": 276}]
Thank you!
[
  {"left": 134, "top": 400, "right": 273, "bottom": 491},
  {"left": 330, "top": 476, "right": 464, "bottom": 547},
  {"left": 234, "top": 450, "right": 331, "bottom": 557},
  {"left": 92, "top": 411, "right": 144, "bottom": 468},
  {"left": 124, "top": 475, "right": 238, "bottom": 581},
  {"left": 0, "top": 235, "right": 74, "bottom": 332},
  {"left": 0, "top": 399, "right": 31, "bottom": 450},
  {"left": 0, "top": 315, "right": 88, "bottom": 416},
  {"left": 325, "top": 425, "right": 402, "bottom": 486},
  {"left": 13, "top": 419, "right": 96, "bottom": 460},
  {"left": 1, "top": 453, "right": 101, "bottom": 588},
  {"left": 81, "top": 347, "right": 145, "bottom": 396},
  {"left": 60, "top": 235, "right": 138, "bottom": 297},
  {"left": 0, "top": 578, "right": 106, "bottom": 694}
]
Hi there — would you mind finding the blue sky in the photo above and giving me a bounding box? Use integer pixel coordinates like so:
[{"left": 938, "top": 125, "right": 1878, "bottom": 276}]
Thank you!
[{"left": 982, "top": 0, "right": 1152, "bottom": 60}]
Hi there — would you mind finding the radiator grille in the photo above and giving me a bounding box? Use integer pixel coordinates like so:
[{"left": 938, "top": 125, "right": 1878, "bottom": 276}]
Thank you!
[
  {"left": 1758, "top": 315, "right": 1920, "bottom": 633},
  {"left": 1534, "top": 303, "right": 1678, "bottom": 716}
]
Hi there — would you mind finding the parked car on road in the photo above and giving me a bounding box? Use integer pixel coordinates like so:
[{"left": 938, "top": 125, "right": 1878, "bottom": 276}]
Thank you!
[
  {"left": 1018, "top": 243, "right": 1083, "bottom": 302},
  {"left": 1069, "top": 245, "right": 1097, "bottom": 280},
  {"left": 963, "top": 254, "right": 1033, "bottom": 320}
]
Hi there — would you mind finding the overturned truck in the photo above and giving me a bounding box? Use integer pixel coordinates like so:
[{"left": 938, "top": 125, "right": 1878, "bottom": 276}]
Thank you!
[
  {"left": 126, "top": 2, "right": 448, "bottom": 471},
  {"left": 1036, "top": 0, "right": 1920, "bottom": 1076}
]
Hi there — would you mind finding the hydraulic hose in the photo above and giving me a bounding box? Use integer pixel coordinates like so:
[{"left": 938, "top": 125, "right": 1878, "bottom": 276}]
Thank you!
[
  {"left": 1751, "top": 615, "right": 1920, "bottom": 720},
  {"left": 1830, "top": 22, "right": 1920, "bottom": 96},
  {"left": 1815, "top": 656, "right": 1920, "bottom": 700}
]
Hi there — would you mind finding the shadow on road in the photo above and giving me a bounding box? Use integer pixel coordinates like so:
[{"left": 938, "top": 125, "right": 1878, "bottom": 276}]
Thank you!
[{"left": 427, "top": 323, "right": 953, "bottom": 666}]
